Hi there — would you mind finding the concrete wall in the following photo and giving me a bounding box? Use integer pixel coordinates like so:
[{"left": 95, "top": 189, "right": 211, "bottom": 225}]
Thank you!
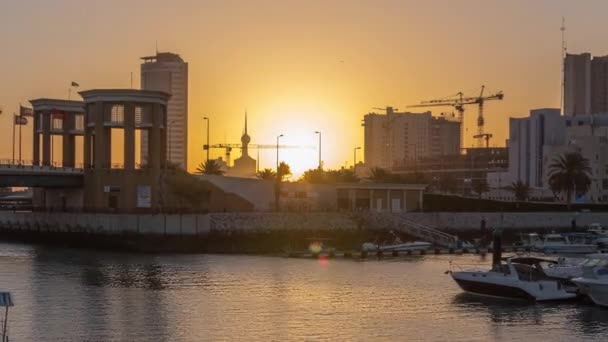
[{"left": 1, "top": 211, "right": 608, "bottom": 237}]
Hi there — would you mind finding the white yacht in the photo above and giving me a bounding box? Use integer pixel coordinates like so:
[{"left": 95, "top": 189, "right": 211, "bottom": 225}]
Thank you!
[
  {"left": 449, "top": 256, "right": 579, "bottom": 301},
  {"left": 571, "top": 259, "right": 608, "bottom": 307},
  {"left": 522, "top": 233, "right": 597, "bottom": 254}
]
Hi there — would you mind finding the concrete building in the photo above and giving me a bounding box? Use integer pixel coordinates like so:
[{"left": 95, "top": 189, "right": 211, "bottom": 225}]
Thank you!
[
  {"left": 564, "top": 53, "right": 608, "bottom": 116},
  {"left": 564, "top": 53, "right": 591, "bottom": 116},
  {"left": 140, "top": 52, "right": 188, "bottom": 170},
  {"left": 591, "top": 55, "right": 608, "bottom": 114},
  {"left": 508, "top": 108, "right": 565, "bottom": 188},
  {"left": 363, "top": 107, "right": 460, "bottom": 169}
]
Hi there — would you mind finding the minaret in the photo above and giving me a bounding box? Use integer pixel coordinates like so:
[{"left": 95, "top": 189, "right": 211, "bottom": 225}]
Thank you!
[{"left": 241, "top": 112, "right": 251, "bottom": 157}]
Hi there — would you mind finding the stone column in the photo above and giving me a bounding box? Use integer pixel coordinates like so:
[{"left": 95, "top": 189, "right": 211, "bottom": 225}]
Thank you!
[
  {"left": 33, "top": 112, "right": 40, "bottom": 166},
  {"left": 93, "top": 102, "right": 107, "bottom": 169},
  {"left": 369, "top": 189, "right": 374, "bottom": 211},
  {"left": 386, "top": 189, "right": 390, "bottom": 212},
  {"left": 83, "top": 127, "right": 91, "bottom": 168},
  {"left": 124, "top": 104, "right": 135, "bottom": 170},
  {"left": 41, "top": 113, "right": 51, "bottom": 166}
]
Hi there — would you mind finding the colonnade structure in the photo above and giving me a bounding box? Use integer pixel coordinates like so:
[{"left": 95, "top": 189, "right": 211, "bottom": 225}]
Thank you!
[{"left": 29, "top": 89, "right": 171, "bottom": 212}]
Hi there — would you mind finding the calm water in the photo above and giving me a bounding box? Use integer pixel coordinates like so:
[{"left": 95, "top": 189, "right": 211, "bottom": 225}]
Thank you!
[{"left": 1, "top": 242, "right": 608, "bottom": 341}]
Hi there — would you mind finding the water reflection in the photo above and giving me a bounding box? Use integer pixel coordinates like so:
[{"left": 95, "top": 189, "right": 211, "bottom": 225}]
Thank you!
[{"left": 0, "top": 244, "right": 605, "bottom": 341}]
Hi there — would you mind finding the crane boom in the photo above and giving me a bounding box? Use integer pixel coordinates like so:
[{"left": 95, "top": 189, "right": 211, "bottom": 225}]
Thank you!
[{"left": 408, "top": 86, "right": 504, "bottom": 149}]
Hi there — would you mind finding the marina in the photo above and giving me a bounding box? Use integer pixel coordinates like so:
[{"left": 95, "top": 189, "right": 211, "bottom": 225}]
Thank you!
[{"left": 1, "top": 241, "right": 608, "bottom": 341}]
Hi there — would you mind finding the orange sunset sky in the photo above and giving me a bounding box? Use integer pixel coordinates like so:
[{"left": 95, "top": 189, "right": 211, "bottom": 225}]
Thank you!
[{"left": 2, "top": 0, "right": 608, "bottom": 175}]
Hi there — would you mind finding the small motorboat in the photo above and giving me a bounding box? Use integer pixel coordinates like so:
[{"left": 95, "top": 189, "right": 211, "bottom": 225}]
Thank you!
[
  {"left": 521, "top": 233, "right": 597, "bottom": 254},
  {"left": 449, "top": 229, "right": 579, "bottom": 301},
  {"left": 362, "top": 232, "right": 431, "bottom": 252},
  {"left": 450, "top": 256, "right": 579, "bottom": 301},
  {"left": 571, "top": 259, "right": 608, "bottom": 307}
]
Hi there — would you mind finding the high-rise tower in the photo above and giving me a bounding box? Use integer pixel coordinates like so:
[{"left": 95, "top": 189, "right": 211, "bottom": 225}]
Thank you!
[{"left": 140, "top": 52, "right": 188, "bottom": 169}]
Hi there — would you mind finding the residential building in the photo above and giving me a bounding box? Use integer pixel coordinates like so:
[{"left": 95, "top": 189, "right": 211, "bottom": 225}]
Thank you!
[
  {"left": 564, "top": 53, "right": 591, "bottom": 116},
  {"left": 508, "top": 108, "right": 565, "bottom": 188},
  {"left": 363, "top": 107, "right": 460, "bottom": 169},
  {"left": 564, "top": 53, "right": 608, "bottom": 116},
  {"left": 140, "top": 52, "right": 188, "bottom": 170},
  {"left": 591, "top": 55, "right": 608, "bottom": 114}
]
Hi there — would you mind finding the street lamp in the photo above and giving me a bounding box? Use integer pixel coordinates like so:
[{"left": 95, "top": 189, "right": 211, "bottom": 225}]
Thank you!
[
  {"left": 353, "top": 147, "right": 361, "bottom": 168},
  {"left": 203, "top": 117, "right": 210, "bottom": 163},
  {"left": 315, "top": 131, "right": 322, "bottom": 169},
  {"left": 276, "top": 134, "right": 284, "bottom": 172}
]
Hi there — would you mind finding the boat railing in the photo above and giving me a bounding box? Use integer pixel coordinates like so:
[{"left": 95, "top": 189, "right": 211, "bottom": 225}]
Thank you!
[{"left": 449, "top": 262, "right": 491, "bottom": 273}]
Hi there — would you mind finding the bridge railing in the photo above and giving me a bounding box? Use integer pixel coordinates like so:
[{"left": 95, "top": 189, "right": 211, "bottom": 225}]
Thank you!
[{"left": 0, "top": 160, "right": 84, "bottom": 173}]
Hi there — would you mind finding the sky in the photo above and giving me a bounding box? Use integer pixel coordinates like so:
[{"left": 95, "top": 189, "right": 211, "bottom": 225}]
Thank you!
[{"left": 1, "top": 0, "right": 608, "bottom": 176}]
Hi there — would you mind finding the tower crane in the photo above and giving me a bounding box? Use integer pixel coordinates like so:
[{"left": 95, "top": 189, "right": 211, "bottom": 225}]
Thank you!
[
  {"left": 472, "top": 133, "right": 493, "bottom": 148},
  {"left": 407, "top": 85, "right": 504, "bottom": 148}
]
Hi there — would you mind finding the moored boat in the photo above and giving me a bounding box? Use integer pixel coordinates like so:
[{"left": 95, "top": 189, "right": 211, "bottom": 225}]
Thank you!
[{"left": 571, "top": 259, "right": 608, "bottom": 307}]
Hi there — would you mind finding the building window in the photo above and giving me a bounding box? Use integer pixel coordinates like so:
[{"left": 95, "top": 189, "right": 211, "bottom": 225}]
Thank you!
[
  {"left": 110, "top": 105, "right": 124, "bottom": 123},
  {"left": 75, "top": 114, "right": 84, "bottom": 131},
  {"left": 135, "top": 106, "right": 143, "bottom": 125}
]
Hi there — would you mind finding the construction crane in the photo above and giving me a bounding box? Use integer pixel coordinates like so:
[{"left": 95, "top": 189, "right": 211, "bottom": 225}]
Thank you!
[
  {"left": 205, "top": 143, "right": 315, "bottom": 166},
  {"left": 407, "top": 86, "right": 504, "bottom": 149},
  {"left": 472, "top": 133, "right": 493, "bottom": 148}
]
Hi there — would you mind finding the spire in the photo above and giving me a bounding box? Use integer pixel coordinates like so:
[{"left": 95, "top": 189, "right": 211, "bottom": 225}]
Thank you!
[{"left": 244, "top": 110, "right": 248, "bottom": 135}]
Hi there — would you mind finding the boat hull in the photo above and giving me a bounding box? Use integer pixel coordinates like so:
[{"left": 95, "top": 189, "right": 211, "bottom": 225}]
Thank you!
[
  {"left": 572, "top": 279, "right": 608, "bottom": 307},
  {"left": 453, "top": 277, "right": 536, "bottom": 301},
  {"left": 451, "top": 271, "right": 577, "bottom": 302}
]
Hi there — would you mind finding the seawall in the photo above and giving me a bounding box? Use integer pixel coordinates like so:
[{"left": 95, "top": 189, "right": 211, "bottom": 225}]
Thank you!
[{"left": 0, "top": 211, "right": 606, "bottom": 253}]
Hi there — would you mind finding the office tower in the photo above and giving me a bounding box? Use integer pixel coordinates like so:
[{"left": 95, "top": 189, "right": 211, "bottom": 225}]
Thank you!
[{"left": 140, "top": 52, "right": 188, "bottom": 170}]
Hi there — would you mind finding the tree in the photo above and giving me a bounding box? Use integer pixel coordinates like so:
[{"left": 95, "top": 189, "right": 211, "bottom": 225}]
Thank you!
[
  {"left": 438, "top": 174, "right": 458, "bottom": 194},
  {"left": 277, "top": 162, "right": 292, "bottom": 181},
  {"left": 257, "top": 168, "right": 276, "bottom": 180},
  {"left": 301, "top": 168, "right": 326, "bottom": 183},
  {"left": 471, "top": 176, "right": 489, "bottom": 199},
  {"left": 275, "top": 162, "right": 292, "bottom": 211},
  {"left": 367, "top": 167, "right": 393, "bottom": 183},
  {"left": 506, "top": 180, "right": 530, "bottom": 202},
  {"left": 548, "top": 151, "right": 591, "bottom": 210},
  {"left": 337, "top": 169, "right": 359, "bottom": 183},
  {"left": 195, "top": 160, "right": 225, "bottom": 176}
]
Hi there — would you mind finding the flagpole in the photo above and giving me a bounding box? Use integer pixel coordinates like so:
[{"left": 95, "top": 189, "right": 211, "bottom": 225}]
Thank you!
[
  {"left": 68, "top": 87, "right": 71, "bottom": 100},
  {"left": 11, "top": 114, "right": 15, "bottom": 164}
]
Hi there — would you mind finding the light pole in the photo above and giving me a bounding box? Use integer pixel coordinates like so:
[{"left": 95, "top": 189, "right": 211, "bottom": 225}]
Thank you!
[
  {"left": 275, "top": 134, "right": 284, "bottom": 212},
  {"left": 315, "top": 131, "right": 322, "bottom": 169},
  {"left": 353, "top": 147, "right": 361, "bottom": 168},
  {"left": 276, "top": 134, "right": 284, "bottom": 172},
  {"left": 203, "top": 117, "right": 210, "bottom": 163}
]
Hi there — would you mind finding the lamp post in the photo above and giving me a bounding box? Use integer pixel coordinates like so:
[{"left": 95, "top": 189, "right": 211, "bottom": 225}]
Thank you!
[
  {"left": 276, "top": 134, "right": 284, "bottom": 172},
  {"left": 275, "top": 134, "right": 284, "bottom": 212},
  {"left": 315, "top": 131, "right": 322, "bottom": 169},
  {"left": 353, "top": 147, "right": 361, "bottom": 168},
  {"left": 203, "top": 116, "right": 210, "bottom": 163}
]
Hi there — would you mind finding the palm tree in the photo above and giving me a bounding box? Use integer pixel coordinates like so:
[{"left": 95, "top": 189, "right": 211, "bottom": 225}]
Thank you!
[
  {"left": 257, "top": 168, "right": 276, "bottom": 180},
  {"left": 506, "top": 180, "right": 530, "bottom": 202},
  {"left": 277, "top": 162, "right": 292, "bottom": 181},
  {"left": 437, "top": 174, "right": 458, "bottom": 194},
  {"left": 367, "top": 167, "right": 392, "bottom": 183},
  {"left": 301, "top": 168, "right": 326, "bottom": 183},
  {"left": 195, "top": 160, "right": 225, "bottom": 176},
  {"left": 275, "top": 162, "right": 292, "bottom": 211},
  {"left": 471, "top": 176, "right": 489, "bottom": 199},
  {"left": 548, "top": 151, "right": 591, "bottom": 210}
]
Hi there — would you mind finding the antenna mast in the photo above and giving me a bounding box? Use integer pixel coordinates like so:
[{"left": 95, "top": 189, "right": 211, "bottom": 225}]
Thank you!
[{"left": 561, "top": 17, "right": 567, "bottom": 114}]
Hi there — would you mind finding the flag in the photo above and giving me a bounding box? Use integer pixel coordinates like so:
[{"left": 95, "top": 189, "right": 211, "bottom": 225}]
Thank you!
[
  {"left": 14, "top": 115, "right": 27, "bottom": 125},
  {"left": 71, "top": 81, "right": 80, "bottom": 87},
  {"left": 50, "top": 109, "right": 65, "bottom": 120},
  {"left": 19, "top": 105, "right": 33, "bottom": 117}
]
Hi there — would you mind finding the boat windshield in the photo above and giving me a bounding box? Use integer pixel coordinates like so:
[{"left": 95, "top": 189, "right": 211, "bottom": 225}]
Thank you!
[{"left": 512, "top": 263, "right": 552, "bottom": 281}]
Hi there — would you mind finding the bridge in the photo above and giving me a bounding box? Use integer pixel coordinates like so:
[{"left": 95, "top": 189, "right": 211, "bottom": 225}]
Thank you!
[{"left": 0, "top": 161, "right": 83, "bottom": 188}]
